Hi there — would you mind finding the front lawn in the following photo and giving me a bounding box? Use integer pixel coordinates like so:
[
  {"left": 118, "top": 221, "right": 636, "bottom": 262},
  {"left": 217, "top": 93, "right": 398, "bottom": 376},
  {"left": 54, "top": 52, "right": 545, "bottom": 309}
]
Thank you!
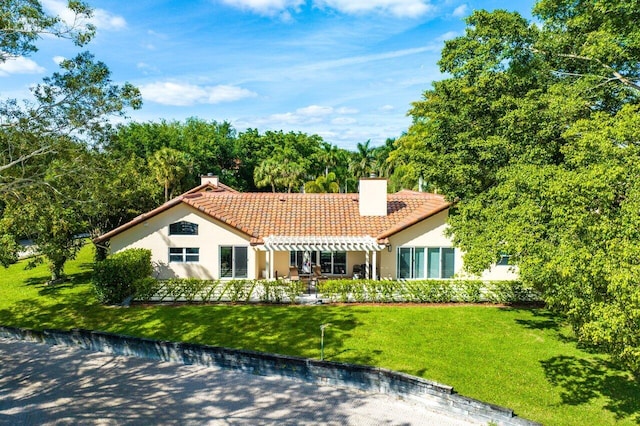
[{"left": 0, "top": 245, "right": 638, "bottom": 425}]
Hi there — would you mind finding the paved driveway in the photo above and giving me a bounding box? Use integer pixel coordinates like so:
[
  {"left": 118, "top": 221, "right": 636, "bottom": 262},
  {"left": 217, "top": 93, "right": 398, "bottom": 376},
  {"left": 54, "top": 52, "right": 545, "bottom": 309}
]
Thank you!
[{"left": 0, "top": 338, "right": 479, "bottom": 425}]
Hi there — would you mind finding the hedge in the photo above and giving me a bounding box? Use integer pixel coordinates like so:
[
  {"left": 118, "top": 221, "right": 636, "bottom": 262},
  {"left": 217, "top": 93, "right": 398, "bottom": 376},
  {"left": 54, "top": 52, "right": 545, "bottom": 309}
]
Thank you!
[
  {"left": 92, "top": 248, "right": 153, "bottom": 304},
  {"left": 135, "top": 278, "right": 307, "bottom": 304},
  {"left": 317, "top": 279, "right": 539, "bottom": 304},
  {"left": 130, "top": 277, "right": 537, "bottom": 305}
]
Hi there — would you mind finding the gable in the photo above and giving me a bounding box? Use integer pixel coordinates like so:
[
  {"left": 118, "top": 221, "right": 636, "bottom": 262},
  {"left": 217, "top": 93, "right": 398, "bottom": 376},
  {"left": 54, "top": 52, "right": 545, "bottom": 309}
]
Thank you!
[{"left": 109, "top": 203, "right": 251, "bottom": 254}]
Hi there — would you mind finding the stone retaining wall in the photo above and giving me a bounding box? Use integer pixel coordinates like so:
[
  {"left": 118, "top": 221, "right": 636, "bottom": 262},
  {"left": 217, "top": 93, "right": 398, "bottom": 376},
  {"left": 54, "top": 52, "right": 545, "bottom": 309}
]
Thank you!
[{"left": 0, "top": 325, "right": 540, "bottom": 426}]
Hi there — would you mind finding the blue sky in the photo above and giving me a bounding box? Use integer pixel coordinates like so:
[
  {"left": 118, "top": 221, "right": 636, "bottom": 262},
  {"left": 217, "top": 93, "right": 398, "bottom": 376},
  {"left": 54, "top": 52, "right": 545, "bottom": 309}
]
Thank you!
[{"left": 0, "top": 0, "right": 535, "bottom": 150}]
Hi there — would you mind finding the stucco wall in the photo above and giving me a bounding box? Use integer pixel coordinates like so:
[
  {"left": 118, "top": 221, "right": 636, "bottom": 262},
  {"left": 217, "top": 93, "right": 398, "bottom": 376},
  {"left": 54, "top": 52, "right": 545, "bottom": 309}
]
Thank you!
[
  {"left": 109, "top": 204, "right": 256, "bottom": 280},
  {"left": 108, "top": 203, "right": 517, "bottom": 281},
  {"left": 384, "top": 210, "right": 518, "bottom": 281}
]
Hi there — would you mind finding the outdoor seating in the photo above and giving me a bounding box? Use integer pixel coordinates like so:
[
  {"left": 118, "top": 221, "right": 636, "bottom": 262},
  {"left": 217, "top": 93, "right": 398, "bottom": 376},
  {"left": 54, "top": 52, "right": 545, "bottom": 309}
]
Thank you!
[{"left": 288, "top": 266, "right": 300, "bottom": 282}]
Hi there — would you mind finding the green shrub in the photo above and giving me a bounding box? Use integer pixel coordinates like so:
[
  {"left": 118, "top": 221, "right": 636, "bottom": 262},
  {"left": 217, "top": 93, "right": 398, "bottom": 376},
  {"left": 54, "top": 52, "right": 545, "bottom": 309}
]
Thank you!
[
  {"left": 200, "top": 280, "right": 221, "bottom": 302},
  {"left": 92, "top": 248, "right": 152, "bottom": 304},
  {"left": 133, "top": 277, "right": 160, "bottom": 302},
  {"left": 458, "top": 280, "right": 483, "bottom": 302},
  {"left": 284, "top": 280, "right": 305, "bottom": 303},
  {"left": 261, "top": 280, "right": 287, "bottom": 303}
]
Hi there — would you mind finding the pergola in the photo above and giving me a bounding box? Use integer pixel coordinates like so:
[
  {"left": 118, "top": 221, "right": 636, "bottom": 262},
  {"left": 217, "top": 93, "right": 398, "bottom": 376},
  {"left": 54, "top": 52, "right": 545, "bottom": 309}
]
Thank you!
[{"left": 259, "top": 235, "right": 387, "bottom": 280}]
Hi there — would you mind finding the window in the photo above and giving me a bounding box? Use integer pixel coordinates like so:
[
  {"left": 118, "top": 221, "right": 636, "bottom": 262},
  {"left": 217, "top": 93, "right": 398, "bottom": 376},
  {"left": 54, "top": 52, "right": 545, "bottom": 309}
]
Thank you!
[
  {"left": 320, "top": 251, "right": 346, "bottom": 275},
  {"left": 169, "top": 247, "right": 199, "bottom": 262},
  {"left": 220, "top": 246, "right": 248, "bottom": 278},
  {"left": 398, "top": 247, "right": 454, "bottom": 279},
  {"left": 290, "top": 250, "right": 346, "bottom": 275},
  {"left": 169, "top": 221, "right": 198, "bottom": 235},
  {"left": 398, "top": 247, "right": 424, "bottom": 279},
  {"left": 290, "top": 251, "right": 318, "bottom": 274},
  {"left": 497, "top": 255, "right": 511, "bottom": 266}
]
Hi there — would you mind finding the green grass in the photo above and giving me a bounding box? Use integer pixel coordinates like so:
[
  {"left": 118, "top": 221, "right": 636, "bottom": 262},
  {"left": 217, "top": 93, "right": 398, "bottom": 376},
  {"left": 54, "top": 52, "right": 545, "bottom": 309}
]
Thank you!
[{"left": 1, "top": 245, "right": 638, "bottom": 425}]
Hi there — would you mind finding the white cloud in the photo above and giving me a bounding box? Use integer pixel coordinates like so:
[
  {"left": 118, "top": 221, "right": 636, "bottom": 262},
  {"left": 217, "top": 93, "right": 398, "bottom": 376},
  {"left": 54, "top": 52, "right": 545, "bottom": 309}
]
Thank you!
[
  {"left": 41, "top": 0, "right": 126, "bottom": 31},
  {"left": 380, "top": 104, "right": 395, "bottom": 111},
  {"left": 297, "top": 105, "right": 333, "bottom": 116},
  {"left": 331, "top": 117, "right": 356, "bottom": 125},
  {"left": 140, "top": 81, "right": 257, "bottom": 106},
  {"left": 220, "top": 0, "right": 433, "bottom": 18},
  {"left": 300, "top": 45, "right": 439, "bottom": 73},
  {"left": 437, "top": 31, "right": 459, "bottom": 41},
  {"left": 0, "top": 57, "right": 45, "bottom": 77},
  {"left": 52, "top": 56, "right": 66, "bottom": 65},
  {"left": 136, "top": 62, "right": 159, "bottom": 75},
  {"left": 336, "top": 106, "right": 359, "bottom": 114},
  {"left": 315, "top": 0, "right": 434, "bottom": 18},
  {"left": 221, "top": 0, "right": 304, "bottom": 15},
  {"left": 452, "top": 4, "right": 468, "bottom": 17},
  {"left": 92, "top": 8, "right": 127, "bottom": 30},
  {"left": 262, "top": 104, "right": 335, "bottom": 125}
]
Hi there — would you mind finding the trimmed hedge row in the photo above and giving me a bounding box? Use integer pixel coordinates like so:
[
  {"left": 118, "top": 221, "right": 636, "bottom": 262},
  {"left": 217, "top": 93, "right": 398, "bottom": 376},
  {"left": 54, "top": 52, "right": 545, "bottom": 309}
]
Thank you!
[
  {"left": 135, "top": 278, "right": 307, "bottom": 304},
  {"left": 318, "top": 279, "right": 538, "bottom": 303},
  {"left": 128, "top": 277, "right": 537, "bottom": 305}
]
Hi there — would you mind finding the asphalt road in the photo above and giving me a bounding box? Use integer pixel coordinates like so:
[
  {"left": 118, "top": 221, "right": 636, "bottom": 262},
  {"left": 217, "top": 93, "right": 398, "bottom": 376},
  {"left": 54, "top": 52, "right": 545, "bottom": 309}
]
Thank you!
[{"left": 0, "top": 338, "right": 480, "bottom": 425}]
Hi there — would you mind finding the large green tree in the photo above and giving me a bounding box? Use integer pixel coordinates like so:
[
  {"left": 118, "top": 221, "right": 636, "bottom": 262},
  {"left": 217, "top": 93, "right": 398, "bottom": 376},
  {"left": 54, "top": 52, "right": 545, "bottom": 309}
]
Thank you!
[
  {"left": 0, "top": 2, "right": 142, "bottom": 278},
  {"left": 0, "top": 0, "right": 94, "bottom": 63},
  {"left": 394, "top": 2, "right": 640, "bottom": 372}
]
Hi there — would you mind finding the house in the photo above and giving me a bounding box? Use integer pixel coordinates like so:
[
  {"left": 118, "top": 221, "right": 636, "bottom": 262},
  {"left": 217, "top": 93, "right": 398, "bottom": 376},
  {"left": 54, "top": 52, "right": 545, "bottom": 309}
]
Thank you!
[{"left": 94, "top": 175, "right": 516, "bottom": 281}]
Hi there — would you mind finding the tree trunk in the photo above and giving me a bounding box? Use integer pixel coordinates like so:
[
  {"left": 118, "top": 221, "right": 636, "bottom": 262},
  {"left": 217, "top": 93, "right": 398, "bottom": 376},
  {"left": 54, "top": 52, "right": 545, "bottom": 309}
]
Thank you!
[{"left": 49, "top": 256, "right": 67, "bottom": 284}]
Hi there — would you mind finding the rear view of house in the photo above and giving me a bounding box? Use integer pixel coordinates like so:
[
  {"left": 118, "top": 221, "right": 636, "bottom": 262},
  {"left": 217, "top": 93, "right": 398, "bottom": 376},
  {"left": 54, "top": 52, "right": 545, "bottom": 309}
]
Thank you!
[{"left": 94, "top": 175, "right": 515, "bottom": 281}]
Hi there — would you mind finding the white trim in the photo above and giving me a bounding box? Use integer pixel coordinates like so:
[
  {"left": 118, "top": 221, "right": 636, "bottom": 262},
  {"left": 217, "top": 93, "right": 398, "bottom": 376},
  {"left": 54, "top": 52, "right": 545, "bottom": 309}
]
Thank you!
[{"left": 260, "top": 235, "right": 385, "bottom": 252}]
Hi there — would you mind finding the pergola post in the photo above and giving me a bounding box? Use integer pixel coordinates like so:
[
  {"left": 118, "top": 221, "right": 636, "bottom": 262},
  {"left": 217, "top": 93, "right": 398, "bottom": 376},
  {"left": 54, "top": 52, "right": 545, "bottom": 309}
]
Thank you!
[
  {"left": 268, "top": 249, "right": 275, "bottom": 280},
  {"left": 365, "top": 251, "right": 370, "bottom": 279},
  {"left": 372, "top": 250, "right": 377, "bottom": 280}
]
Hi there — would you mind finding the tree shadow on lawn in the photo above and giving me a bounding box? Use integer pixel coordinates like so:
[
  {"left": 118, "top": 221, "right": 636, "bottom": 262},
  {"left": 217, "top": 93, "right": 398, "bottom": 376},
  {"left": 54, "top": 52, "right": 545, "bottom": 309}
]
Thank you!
[
  {"left": 541, "top": 355, "right": 640, "bottom": 423},
  {"left": 0, "top": 293, "right": 374, "bottom": 366},
  {"left": 114, "top": 304, "right": 371, "bottom": 364},
  {"left": 499, "top": 306, "right": 564, "bottom": 332}
]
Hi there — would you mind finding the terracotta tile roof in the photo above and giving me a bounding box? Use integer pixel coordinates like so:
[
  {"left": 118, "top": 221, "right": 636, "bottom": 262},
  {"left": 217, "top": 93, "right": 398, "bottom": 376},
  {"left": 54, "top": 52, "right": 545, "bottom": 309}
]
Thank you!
[
  {"left": 94, "top": 188, "right": 450, "bottom": 245},
  {"left": 182, "top": 190, "right": 449, "bottom": 242}
]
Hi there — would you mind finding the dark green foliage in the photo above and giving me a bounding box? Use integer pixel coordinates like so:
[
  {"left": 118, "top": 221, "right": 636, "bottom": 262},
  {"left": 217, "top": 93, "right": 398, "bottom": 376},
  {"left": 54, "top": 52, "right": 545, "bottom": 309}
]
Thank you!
[
  {"left": 132, "top": 277, "right": 160, "bottom": 302},
  {"left": 392, "top": 1, "right": 640, "bottom": 373},
  {"left": 92, "top": 249, "right": 152, "bottom": 304},
  {"left": 317, "top": 279, "right": 534, "bottom": 304}
]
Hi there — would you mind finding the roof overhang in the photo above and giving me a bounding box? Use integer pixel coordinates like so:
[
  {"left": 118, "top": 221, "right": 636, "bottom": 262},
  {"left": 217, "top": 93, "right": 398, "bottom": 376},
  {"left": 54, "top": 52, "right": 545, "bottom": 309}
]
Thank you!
[{"left": 258, "top": 235, "right": 387, "bottom": 252}]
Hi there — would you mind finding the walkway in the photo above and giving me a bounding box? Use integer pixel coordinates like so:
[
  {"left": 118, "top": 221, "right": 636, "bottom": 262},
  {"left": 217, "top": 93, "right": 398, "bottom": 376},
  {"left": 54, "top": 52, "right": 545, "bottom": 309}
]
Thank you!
[{"left": 0, "top": 338, "right": 479, "bottom": 425}]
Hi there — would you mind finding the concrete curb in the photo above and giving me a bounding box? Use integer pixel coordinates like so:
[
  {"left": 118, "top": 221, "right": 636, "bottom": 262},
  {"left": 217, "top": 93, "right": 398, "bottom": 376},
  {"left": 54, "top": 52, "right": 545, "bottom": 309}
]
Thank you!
[{"left": 0, "top": 325, "right": 540, "bottom": 426}]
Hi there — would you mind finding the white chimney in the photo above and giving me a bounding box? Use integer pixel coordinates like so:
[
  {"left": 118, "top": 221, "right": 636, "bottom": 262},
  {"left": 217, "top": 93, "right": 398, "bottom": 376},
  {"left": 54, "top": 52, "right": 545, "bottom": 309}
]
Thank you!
[
  {"left": 359, "top": 177, "right": 388, "bottom": 216},
  {"left": 200, "top": 173, "right": 219, "bottom": 187}
]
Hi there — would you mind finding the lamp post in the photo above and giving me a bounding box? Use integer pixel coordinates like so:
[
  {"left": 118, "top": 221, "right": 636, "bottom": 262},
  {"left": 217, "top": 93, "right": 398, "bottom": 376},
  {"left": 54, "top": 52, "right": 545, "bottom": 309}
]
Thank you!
[{"left": 320, "top": 323, "right": 331, "bottom": 361}]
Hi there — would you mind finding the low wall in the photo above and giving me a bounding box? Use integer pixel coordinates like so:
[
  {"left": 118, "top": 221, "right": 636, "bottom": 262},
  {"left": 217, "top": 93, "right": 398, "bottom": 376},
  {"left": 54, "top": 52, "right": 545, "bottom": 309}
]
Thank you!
[{"left": 0, "top": 325, "right": 539, "bottom": 426}]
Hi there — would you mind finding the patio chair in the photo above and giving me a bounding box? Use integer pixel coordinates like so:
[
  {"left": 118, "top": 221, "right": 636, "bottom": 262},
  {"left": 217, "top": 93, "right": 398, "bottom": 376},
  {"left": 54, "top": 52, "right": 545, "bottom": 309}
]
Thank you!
[{"left": 288, "top": 266, "right": 300, "bottom": 282}]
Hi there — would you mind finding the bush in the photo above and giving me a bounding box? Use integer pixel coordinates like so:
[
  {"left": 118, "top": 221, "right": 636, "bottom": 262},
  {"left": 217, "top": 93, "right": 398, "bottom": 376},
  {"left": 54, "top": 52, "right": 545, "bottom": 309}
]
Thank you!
[
  {"left": 133, "top": 277, "right": 160, "bottom": 302},
  {"left": 318, "top": 278, "right": 537, "bottom": 304},
  {"left": 92, "top": 248, "right": 152, "bottom": 304}
]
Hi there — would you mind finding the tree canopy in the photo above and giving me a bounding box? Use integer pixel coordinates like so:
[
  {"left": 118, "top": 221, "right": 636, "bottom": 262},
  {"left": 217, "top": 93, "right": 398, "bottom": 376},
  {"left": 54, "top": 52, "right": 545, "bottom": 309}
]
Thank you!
[
  {"left": 393, "top": 0, "right": 640, "bottom": 373},
  {"left": 0, "top": 1, "right": 142, "bottom": 280}
]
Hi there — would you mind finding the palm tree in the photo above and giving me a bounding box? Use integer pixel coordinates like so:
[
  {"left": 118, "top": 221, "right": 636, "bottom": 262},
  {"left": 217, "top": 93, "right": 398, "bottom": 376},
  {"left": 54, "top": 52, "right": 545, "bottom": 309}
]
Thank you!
[
  {"left": 254, "top": 158, "right": 282, "bottom": 192},
  {"left": 351, "top": 140, "right": 375, "bottom": 178},
  {"left": 318, "top": 142, "right": 339, "bottom": 177},
  {"left": 149, "top": 147, "right": 191, "bottom": 202},
  {"left": 304, "top": 172, "right": 340, "bottom": 193}
]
